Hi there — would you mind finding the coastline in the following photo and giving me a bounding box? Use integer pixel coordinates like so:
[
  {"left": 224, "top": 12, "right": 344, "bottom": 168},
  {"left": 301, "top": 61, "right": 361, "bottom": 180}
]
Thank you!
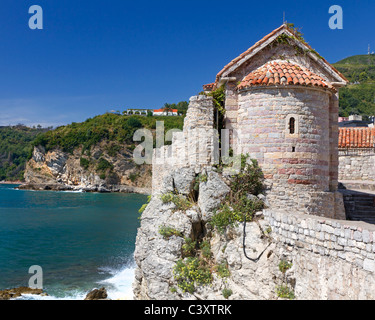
[
  {"left": 0, "top": 186, "right": 141, "bottom": 300},
  {"left": 0, "top": 181, "right": 23, "bottom": 184},
  {"left": 16, "top": 182, "right": 152, "bottom": 195}
]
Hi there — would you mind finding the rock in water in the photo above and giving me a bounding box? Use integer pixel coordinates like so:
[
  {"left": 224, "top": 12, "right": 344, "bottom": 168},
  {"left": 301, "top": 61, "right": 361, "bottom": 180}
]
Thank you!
[
  {"left": 0, "top": 287, "right": 45, "bottom": 300},
  {"left": 84, "top": 287, "right": 108, "bottom": 300}
]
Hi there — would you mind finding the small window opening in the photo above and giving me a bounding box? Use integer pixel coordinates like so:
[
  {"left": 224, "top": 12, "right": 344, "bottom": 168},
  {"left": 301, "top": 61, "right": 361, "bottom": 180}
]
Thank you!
[
  {"left": 292, "top": 146, "right": 296, "bottom": 153},
  {"left": 289, "top": 117, "right": 296, "bottom": 134}
]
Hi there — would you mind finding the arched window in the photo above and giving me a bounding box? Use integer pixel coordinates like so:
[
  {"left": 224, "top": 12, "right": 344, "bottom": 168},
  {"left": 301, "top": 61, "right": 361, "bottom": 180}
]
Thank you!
[
  {"left": 289, "top": 117, "right": 295, "bottom": 134},
  {"left": 285, "top": 114, "right": 299, "bottom": 136}
]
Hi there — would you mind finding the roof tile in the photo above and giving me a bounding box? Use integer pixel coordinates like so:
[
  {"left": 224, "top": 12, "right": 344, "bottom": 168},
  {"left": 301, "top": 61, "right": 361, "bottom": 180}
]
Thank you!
[
  {"left": 237, "top": 60, "right": 336, "bottom": 92},
  {"left": 339, "top": 127, "right": 375, "bottom": 148}
]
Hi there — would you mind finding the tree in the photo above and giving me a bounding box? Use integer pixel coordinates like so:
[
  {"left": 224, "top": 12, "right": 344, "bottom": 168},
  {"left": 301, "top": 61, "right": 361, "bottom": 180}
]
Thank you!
[
  {"left": 163, "top": 103, "right": 173, "bottom": 115},
  {"left": 177, "top": 101, "right": 188, "bottom": 116}
]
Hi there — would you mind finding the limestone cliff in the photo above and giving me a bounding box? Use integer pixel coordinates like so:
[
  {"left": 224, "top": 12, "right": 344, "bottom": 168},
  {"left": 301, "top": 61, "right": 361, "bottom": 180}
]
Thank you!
[
  {"left": 133, "top": 166, "right": 290, "bottom": 300},
  {"left": 20, "top": 141, "right": 152, "bottom": 194},
  {"left": 134, "top": 164, "right": 375, "bottom": 300}
]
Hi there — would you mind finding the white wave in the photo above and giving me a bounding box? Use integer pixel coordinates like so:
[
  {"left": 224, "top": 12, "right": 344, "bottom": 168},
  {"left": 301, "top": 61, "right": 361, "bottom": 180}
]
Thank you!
[
  {"left": 13, "top": 290, "right": 87, "bottom": 300},
  {"left": 98, "top": 265, "right": 136, "bottom": 300},
  {"left": 61, "top": 189, "right": 85, "bottom": 193},
  {"left": 12, "top": 263, "right": 136, "bottom": 300}
]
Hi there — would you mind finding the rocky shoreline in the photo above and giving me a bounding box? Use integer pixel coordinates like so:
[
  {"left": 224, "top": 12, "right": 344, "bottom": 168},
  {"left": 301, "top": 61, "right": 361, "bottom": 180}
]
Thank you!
[
  {"left": 0, "top": 286, "right": 110, "bottom": 300},
  {"left": 17, "top": 182, "right": 152, "bottom": 195},
  {"left": 0, "top": 180, "right": 23, "bottom": 184},
  {"left": 19, "top": 143, "right": 153, "bottom": 195},
  {"left": 0, "top": 287, "right": 47, "bottom": 300}
]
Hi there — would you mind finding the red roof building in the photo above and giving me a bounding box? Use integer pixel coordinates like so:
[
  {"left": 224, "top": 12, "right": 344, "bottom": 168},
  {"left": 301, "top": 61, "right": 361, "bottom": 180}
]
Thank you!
[{"left": 339, "top": 127, "right": 375, "bottom": 149}]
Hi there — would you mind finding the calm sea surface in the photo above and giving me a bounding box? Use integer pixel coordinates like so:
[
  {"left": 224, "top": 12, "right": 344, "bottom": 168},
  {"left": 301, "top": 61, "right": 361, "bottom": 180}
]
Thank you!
[{"left": 0, "top": 184, "right": 146, "bottom": 299}]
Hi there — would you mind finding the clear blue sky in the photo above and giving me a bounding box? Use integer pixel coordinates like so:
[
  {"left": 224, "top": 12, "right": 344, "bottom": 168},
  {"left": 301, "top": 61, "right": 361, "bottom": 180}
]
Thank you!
[{"left": 0, "top": 0, "right": 374, "bottom": 127}]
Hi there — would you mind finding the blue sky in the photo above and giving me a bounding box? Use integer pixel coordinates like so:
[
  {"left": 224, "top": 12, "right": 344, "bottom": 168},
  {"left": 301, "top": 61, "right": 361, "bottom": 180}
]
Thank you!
[{"left": 0, "top": 0, "right": 374, "bottom": 127}]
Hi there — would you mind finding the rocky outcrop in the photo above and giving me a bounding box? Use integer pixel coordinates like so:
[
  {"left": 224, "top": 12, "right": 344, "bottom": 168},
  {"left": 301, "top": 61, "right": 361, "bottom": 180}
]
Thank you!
[
  {"left": 0, "top": 287, "right": 46, "bottom": 300},
  {"left": 133, "top": 166, "right": 286, "bottom": 300},
  {"left": 134, "top": 164, "right": 375, "bottom": 300},
  {"left": 84, "top": 287, "right": 108, "bottom": 300},
  {"left": 20, "top": 141, "right": 152, "bottom": 194}
]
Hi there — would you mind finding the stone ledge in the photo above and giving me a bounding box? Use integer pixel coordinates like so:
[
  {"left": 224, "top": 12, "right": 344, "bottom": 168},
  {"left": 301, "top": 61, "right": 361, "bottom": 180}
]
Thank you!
[{"left": 264, "top": 209, "right": 375, "bottom": 274}]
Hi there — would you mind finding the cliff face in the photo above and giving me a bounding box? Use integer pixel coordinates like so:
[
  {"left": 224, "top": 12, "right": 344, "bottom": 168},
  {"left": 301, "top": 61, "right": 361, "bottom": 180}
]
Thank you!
[
  {"left": 21, "top": 141, "right": 152, "bottom": 194},
  {"left": 133, "top": 166, "right": 287, "bottom": 300},
  {"left": 134, "top": 164, "right": 375, "bottom": 300}
]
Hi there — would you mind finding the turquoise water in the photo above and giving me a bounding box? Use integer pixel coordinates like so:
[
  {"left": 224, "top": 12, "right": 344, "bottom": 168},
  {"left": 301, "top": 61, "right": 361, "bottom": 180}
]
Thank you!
[{"left": 0, "top": 184, "right": 146, "bottom": 299}]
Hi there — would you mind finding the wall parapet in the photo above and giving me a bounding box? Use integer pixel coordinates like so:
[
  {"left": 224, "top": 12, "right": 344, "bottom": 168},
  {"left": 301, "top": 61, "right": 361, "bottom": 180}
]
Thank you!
[
  {"left": 264, "top": 209, "right": 375, "bottom": 273},
  {"left": 151, "top": 95, "right": 215, "bottom": 194}
]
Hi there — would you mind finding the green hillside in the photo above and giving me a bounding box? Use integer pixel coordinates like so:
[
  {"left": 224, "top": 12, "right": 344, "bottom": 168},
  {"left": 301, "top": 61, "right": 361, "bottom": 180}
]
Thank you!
[
  {"left": 333, "top": 55, "right": 375, "bottom": 117},
  {"left": 0, "top": 125, "right": 48, "bottom": 181},
  {"left": 0, "top": 113, "right": 185, "bottom": 182},
  {"left": 33, "top": 113, "right": 184, "bottom": 154}
]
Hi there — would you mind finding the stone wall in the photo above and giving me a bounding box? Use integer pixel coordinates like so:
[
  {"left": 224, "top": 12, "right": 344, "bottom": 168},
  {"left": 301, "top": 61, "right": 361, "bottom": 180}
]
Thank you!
[
  {"left": 237, "top": 86, "right": 331, "bottom": 189},
  {"left": 338, "top": 150, "right": 375, "bottom": 181},
  {"left": 264, "top": 209, "right": 375, "bottom": 299},
  {"left": 152, "top": 95, "right": 215, "bottom": 194},
  {"left": 235, "top": 86, "right": 344, "bottom": 218}
]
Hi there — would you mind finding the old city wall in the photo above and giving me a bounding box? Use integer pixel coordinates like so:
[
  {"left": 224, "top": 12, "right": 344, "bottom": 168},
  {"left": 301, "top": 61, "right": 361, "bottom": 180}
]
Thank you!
[
  {"left": 339, "top": 150, "right": 375, "bottom": 181},
  {"left": 264, "top": 209, "right": 375, "bottom": 299}
]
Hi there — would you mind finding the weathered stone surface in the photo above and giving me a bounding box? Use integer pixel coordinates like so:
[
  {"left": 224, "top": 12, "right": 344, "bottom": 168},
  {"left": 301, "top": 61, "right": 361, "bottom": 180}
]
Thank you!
[
  {"left": 133, "top": 191, "right": 189, "bottom": 300},
  {"left": 84, "top": 287, "right": 108, "bottom": 300},
  {"left": 151, "top": 95, "right": 215, "bottom": 195},
  {"left": 198, "top": 170, "right": 230, "bottom": 222},
  {"left": 22, "top": 141, "right": 152, "bottom": 194},
  {"left": 339, "top": 150, "right": 375, "bottom": 181},
  {"left": 172, "top": 167, "right": 196, "bottom": 195}
]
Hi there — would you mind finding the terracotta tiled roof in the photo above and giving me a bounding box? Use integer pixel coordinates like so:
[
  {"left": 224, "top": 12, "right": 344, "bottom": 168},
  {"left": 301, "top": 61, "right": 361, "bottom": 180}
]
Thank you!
[
  {"left": 339, "top": 127, "right": 375, "bottom": 148},
  {"left": 215, "top": 24, "right": 348, "bottom": 84},
  {"left": 237, "top": 60, "right": 336, "bottom": 92},
  {"left": 154, "top": 109, "right": 178, "bottom": 113},
  {"left": 202, "top": 83, "right": 216, "bottom": 91}
]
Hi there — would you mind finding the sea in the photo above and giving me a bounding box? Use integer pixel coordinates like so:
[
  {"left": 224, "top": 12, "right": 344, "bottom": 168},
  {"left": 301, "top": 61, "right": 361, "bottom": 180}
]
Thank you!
[{"left": 0, "top": 183, "right": 147, "bottom": 300}]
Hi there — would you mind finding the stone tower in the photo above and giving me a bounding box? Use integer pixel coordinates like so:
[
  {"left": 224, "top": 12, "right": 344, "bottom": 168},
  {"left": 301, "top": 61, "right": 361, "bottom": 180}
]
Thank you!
[{"left": 203, "top": 24, "right": 348, "bottom": 218}]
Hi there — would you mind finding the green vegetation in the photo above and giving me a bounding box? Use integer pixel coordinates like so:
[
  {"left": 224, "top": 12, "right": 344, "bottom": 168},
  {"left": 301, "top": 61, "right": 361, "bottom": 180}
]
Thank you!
[
  {"left": 0, "top": 125, "right": 49, "bottom": 181},
  {"left": 96, "top": 157, "right": 113, "bottom": 172},
  {"left": 173, "top": 257, "right": 213, "bottom": 294},
  {"left": 201, "top": 85, "right": 226, "bottom": 130},
  {"left": 79, "top": 157, "right": 90, "bottom": 170},
  {"left": 210, "top": 155, "right": 265, "bottom": 234},
  {"left": 0, "top": 111, "right": 184, "bottom": 182},
  {"left": 333, "top": 55, "right": 375, "bottom": 118},
  {"left": 208, "top": 85, "right": 226, "bottom": 116},
  {"left": 274, "top": 23, "right": 324, "bottom": 60},
  {"left": 129, "top": 172, "right": 139, "bottom": 182},
  {"left": 138, "top": 195, "right": 152, "bottom": 215},
  {"left": 278, "top": 260, "right": 293, "bottom": 274},
  {"left": 276, "top": 259, "right": 295, "bottom": 300},
  {"left": 33, "top": 113, "right": 184, "bottom": 154},
  {"left": 168, "top": 158, "right": 263, "bottom": 295},
  {"left": 199, "top": 240, "right": 212, "bottom": 259},
  {"left": 276, "top": 285, "right": 295, "bottom": 300},
  {"left": 158, "top": 225, "right": 182, "bottom": 239},
  {"left": 182, "top": 237, "right": 197, "bottom": 257},
  {"left": 173, "top": 234, "right": 234, "bottom": 294},
  {"left": 160, "top": 192, "right": 193, "bottom": 212},
  {"left": 222, "top": 288, "right": 233, "bottom": 299},
  {"left": 173, "top": 236, "right": 214, "bottom": 294},
  {"left": 162, "top": 101, "right": 189, "bottom": 116},
  {"left": 215, "top": 260, "right": 230, "bottom": 278}
]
